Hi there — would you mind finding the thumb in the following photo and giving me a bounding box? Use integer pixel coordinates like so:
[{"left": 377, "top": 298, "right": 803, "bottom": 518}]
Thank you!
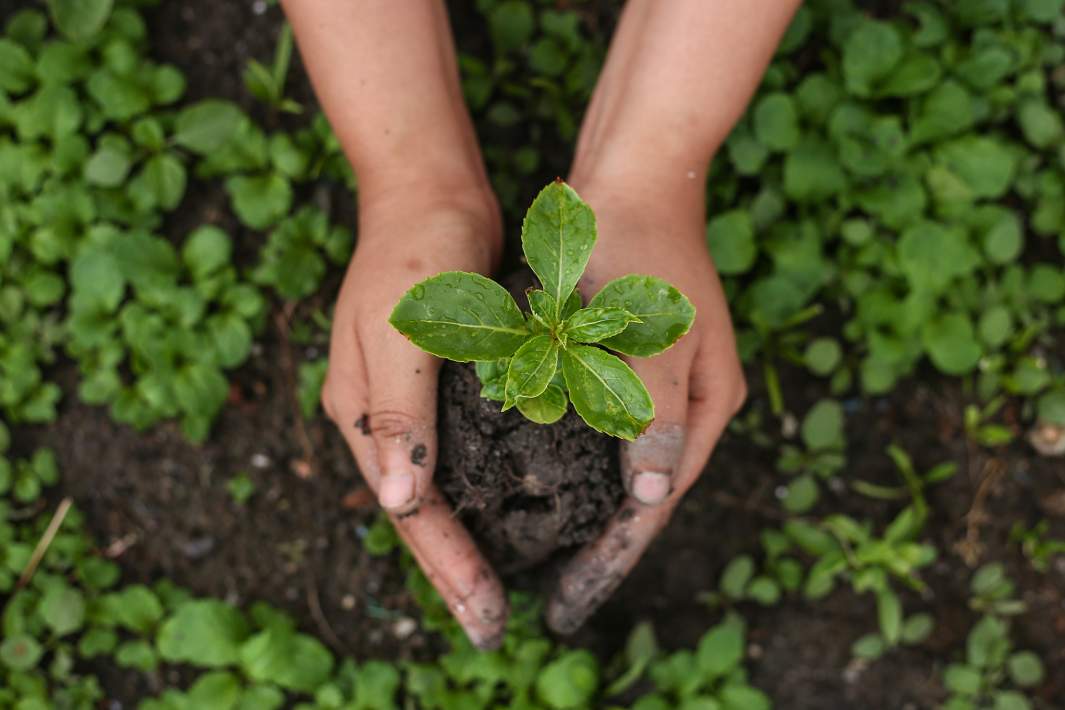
[
  {"left": 364, "top": 334, "right": 440, "bottom": 514},
  {"left": 622, "top": 351, "right": 690, "bottom": 505}
]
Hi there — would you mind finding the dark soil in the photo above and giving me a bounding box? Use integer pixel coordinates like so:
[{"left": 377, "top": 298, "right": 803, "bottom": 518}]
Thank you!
[{"left": 436, "top": 361, "right": 622, "bottom": 573}]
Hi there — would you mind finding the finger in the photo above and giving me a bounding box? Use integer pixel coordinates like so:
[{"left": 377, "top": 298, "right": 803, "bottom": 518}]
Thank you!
[
  {"left": 392, "top": 489, "right": 509, "bottom": 649},
  {"left": 361, "top": 328, "right": 441, "bottom": 514},
  {"left": 620, "top": 347, "right": 693, "bottom": 505},
  {"left": 324, "top": 341, "right": 508, "bottom": 648},
  {"left": 547, "top": 345, "right": 743, "bottom": 634}
]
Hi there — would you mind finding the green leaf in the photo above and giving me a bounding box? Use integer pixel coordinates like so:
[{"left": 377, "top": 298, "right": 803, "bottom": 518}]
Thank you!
[
  {"left": 157, "top": 600, "right": 250, "bottom": 667},
  {"left": 897, "top": 221, "right": 978, "bottom": 294},
  {"left": 182, "top": 226, "right": 232, "bottom": 280},
  {"left": 561, "top": 345, "right": 653, "bottom": 441},
  {"left": 923, "top": 313, "right": 982, "bottom": 376},
  {"left": 967, "top": 615, "right": 1010, "bottom": 668},
  {"left": 982, "top": 212, "right": 1023, "bottom": 265},
  {"left": 783, "top": 475, "right": 819, "bottom": 514},
  {"left": 1018, "top": 100, "right": 1064, "bottom": 149},
  {"left": 40, "top": 584, "right": 85, "bottom": 636},
  {"left": 516, "top": 384, "right": 568, "bottom": 424},
  {"left": 84, "top": 144, "right": 131, "bottom": 187},
  {"left": 842, "top": 20, "right": 902, "bottom": 96},
  {"left": 536, "top": 650, "right": 598, "bottom": 709},
  {"left": 747, "top": 577, "right": 781, "bottom": 605},
  {"left": 521, "top": 181, "right": 596, "bottom": 319},
  {"left": 173, "top": 100, "right": 245, "bottom": 154},
  {"left": 528, "top": 289, "right": 558, "bottom": 328},
  {"left": 801, "top": 399, "right": 844, "bottom": 450},
  {"left": 876, "top": 589, "right": 902, "bottom": 645},
  {"left": 901, "top": 613, "right": 934, "bottom": 644},
  {"left": 240, "top": 628, "right": 334, "bottom": 692},
  {"left": 1, "top": 634, "right": 42, "bottom": 671},
  {"left": 911, "top": 81, "right": 974, "bottom": 144},
  {"left": 504, "top": 335, "right": 559, "bottom": 407},
  {"left": 47, "top": 0, "right": 113, "bottom": 40},
  {"left": 109, "top": 585, "right": 164, "bottom": 633},
  {"left": 784, "top": 137, "right": 847, "bottom": 202},
  {"left": 475, "top": 359, "right": 508, "bottom": 402},
  {"left": 878, "top": 51, "right": 941, "bottom": 96},
  {"left": 804, "top": 337, "right": 841, "bottom": 376},
  {"left": 390, "top": 272, "right": 528, "bottom": 362},
  {"left": 934, "top": 136, "right": 1017, "bottom": 199},
  {"left": 186, "top": 671, "right": 241, "bottom": 710},
  {"left": 225, "top": 173, "right": 292, "bottom": 229},
  {"left": 1017, "top": 0, "right": 1065, "bottom": 22},
  {"left": 944, "top": 663, "right": 982, "bottom": 696},
  {"left": 87, "top": 69, "right": 149, "bottom": 120},
  {"left": 1007, "top": 651, "right": 1044, "bottom": 687},
  {"left": 719, "top": 685, "right": 771, "bottom": 710},
  {"left": 992, "top": 691, "right": 1032, "bottom": 710},
  {"left": 706, "top": 210, "right": 756, "bottom": 275},
  {"left": 696, "top": 613, "right": 744, "bottom": 678},
  {"left": 753, "top": 93, "right": 799, "bottom": 151},
  {"left": 587, "top": 275, "right": 695, "bottom": 357},
  {"left": 851, "top": 634, "right": 886, "bottom": 660},
  {"left": 116, "top": 639, "right": 157, "bottom": 672},
  {"left": 0, "top": 39, "right": 35, "bottom": 93},
  {"left": 720, "top": 555, "right": 754, "bottom": 599},
  {"left": 136, "top": 152, "right": 186, "bottom": 210},
  {"left": 563, "top": 307, "right": 640, "bottom": 344},
  {"left": 489, "top": 0, "right": 534, "bottom": 51}
]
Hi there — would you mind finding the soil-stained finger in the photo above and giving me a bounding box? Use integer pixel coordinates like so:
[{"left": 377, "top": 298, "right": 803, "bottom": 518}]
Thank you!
[
  {"left": 546, "top": 499, "right": 671, "bottom": 634},
  {"left": 391, "top": 488, "right": 509, "bottom": 648}
]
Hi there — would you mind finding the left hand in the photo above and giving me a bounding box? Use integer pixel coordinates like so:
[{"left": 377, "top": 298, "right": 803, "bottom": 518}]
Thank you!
[{"left": 545, "top": 179, "right": 747, "bottom": 634}]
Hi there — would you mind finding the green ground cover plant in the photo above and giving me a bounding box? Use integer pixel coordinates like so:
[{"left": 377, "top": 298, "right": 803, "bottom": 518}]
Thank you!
[{"left": 390, "top": 180, "right": 695, "bottom": 439}]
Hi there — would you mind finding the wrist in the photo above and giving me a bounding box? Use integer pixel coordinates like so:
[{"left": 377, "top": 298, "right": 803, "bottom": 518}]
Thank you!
[{"left": 357, "top": 178, "right": 504, "bottom": 267}]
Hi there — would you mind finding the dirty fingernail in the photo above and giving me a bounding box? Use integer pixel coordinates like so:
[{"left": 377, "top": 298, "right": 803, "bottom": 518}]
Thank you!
[
  {"left": 632, "top": 471, "right": 670, "bottom": 505},
  {"left": 379, "top": 471, "right": 415, "bottom": 510}
]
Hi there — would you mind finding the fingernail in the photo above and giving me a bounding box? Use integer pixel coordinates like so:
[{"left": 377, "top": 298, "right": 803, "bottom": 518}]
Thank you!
[
  {"left": 379, "top": 471, "right": 415, "bottom": 510},
  {"left": 631, "top": 471, "right": 670, "bottom": 505}
]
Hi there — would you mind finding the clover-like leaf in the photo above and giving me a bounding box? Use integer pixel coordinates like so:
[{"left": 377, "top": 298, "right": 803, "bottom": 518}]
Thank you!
[
  {"left": 390, "top": 272, "right": 528, "bottom": 362},
  {"left": 521, "top": 181, "right": 596, "bottom": 320},
  {"left": 561, "top": 345, "right": 653, "bottom": 440},
  {"left": 503, "top": 335, "right": 558, "bottom": 408},
  {"left": 587, "top": 275, "right": 695, "bottom": 357},
  {"left": 563, "top": 307, "right": 640, "bottom": 344},
  {"left": 516, "top": 384, "right": 568, "bottom": 424}
]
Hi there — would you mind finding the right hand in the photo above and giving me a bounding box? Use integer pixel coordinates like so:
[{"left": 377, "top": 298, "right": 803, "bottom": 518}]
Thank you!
[{"left": 321, "top": 184, "right": 510, "bottom": 648}]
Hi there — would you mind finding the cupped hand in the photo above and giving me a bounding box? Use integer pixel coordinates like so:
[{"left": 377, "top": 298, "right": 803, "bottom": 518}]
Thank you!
[
  {"left": 546, "top": 180, "right": 748, "bottom": 633},
  {"left": 320, "top": 185, "right": 510, "bottom": 648}
]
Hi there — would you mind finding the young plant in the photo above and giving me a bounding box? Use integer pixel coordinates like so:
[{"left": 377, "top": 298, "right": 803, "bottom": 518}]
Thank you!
[{"left": 389, "top": 180, "right": 695, "bottom": 440}]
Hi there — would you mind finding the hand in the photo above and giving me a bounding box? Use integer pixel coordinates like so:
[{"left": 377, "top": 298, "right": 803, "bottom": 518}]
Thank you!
[
  {"left": 320, "top": 184, "right": 510, "bottom": 648},
  {"left": 546, "top": 179, "right": 747, "bottom": 633}
]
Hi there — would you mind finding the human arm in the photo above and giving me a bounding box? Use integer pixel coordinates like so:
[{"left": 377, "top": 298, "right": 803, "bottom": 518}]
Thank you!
[
  {"left": 549, "top": 0, "right": 802, "bottom": 633},
  {"left": 280, "top": 0, "right": 508, "bottom": 648}
]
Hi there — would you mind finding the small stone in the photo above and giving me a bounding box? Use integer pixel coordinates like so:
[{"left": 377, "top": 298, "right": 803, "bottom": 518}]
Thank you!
[
  {"left": 392, "top": 617, "right": 417, "bottom": 639},
  {"left": 252, "top": 0, "right": 268, "bottom": 15},
  {"left": 781, "top": 412, "right": 798, "bottom": 438},
  {"left": 341, "top": 594, "right": 356, "bottom": 610},
  {"left": 251, "top": 453, "right": 271, "bottom": 469}
]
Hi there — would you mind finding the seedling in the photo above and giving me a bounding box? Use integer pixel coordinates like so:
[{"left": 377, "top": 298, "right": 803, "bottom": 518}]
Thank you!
[
  {"left": 243, "top": 23, "right": 302, "bottom": 115},
  {"left": 390, "top": 181, "right": 695, "bottom": 440}
]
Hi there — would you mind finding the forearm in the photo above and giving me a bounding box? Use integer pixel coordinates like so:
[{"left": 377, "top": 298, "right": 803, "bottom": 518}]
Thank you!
[
  {"left": 281, "top": 1, "right": 491, "bottom": 199},
  {"left": 571, "top": 0, "right": 801, "bottom": 205}
]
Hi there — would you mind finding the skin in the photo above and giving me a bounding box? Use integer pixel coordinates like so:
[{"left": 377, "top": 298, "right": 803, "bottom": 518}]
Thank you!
[{"left": 282, "top": 0, "right": 801, "bottom": 647}]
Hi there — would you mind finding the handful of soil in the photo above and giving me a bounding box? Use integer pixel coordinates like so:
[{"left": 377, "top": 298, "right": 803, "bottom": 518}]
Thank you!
[{"left": 434, "top": 274, "right": 625, "bottom": 573}]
